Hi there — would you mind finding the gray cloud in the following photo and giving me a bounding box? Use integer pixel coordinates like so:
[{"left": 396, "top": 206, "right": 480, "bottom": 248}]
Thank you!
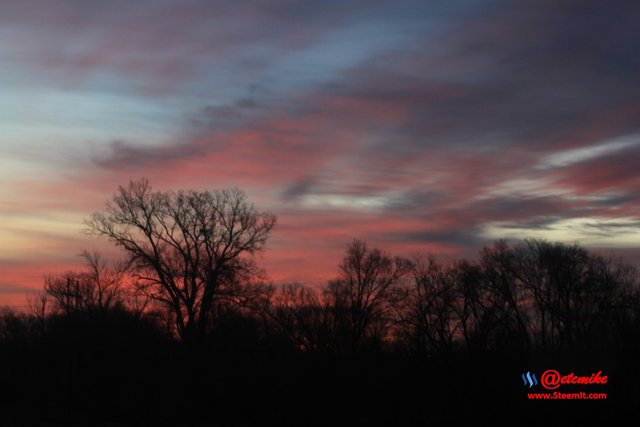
[
  {"left": 393, "top": 229, "right": 487, "bottom": 249},
  {"left": 24, "top": 0, "right": 640, "bottom": 255}
]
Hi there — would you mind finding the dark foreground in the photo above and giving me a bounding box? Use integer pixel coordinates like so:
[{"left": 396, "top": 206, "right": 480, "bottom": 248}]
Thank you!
[{"left": 0, "top": 310, "right": 637, "bottom": 426}]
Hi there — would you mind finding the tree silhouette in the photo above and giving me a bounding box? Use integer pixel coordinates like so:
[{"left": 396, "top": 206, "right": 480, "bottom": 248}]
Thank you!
[
  {"left": 324, "top": 239, "right": 412, "bottom": 352},
  {"left": 2, "top": 236, "right": 640, "bottom": 425},
  {"left": 451, "top": 259, "right": 495, "bottom": 355},
  {"left": 86, "top": 179, "right": 276, "bottom": 341},
  {"left": 402, "top": 256, "right": 461, "bottom": 358},
  {"left": 44, "top": 250, "right": 128, "bottom": 317},
  {"left": 514, "top": 238, "right": 638, "bottom": 352},
  {"left": 479, "top": 240, "right": 531, "bottom": 352},
  {"left": 265, "top": 284, "right": 334, "bottom": 352}
]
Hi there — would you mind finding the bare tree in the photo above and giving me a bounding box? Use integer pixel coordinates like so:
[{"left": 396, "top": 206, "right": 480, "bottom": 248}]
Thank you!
[
  {"left": 514, "top": 238, "right": 638, "bottom": 352},
  {"left": 479, "top": 240, "right": 531, "bottom": 350},
  {"left": 44, "top": 251, "right": 127, "bottom": 317},
  {"left": 86, "top": 179, "right": 276, "bottom": 341},
  {"left": 264, "top": 284, "right": 336, "bottom": 352},
  {"left": 325, "top": 240, "right": 412, "bottom": 352},
  {"left": 451, "top": 259, "right": 497, "bottom": 355},
  {"left": 44, "top": 274, "right": 91, "bottom": 315},
  {"left": 80, "top": 250, "right": 124, "bottom": 311},
  {"left": 404, "top": 256, "right": 461, "bottom": 358},
  {"left": 26, "top": 291, "right": 49, "bottom": 336}
]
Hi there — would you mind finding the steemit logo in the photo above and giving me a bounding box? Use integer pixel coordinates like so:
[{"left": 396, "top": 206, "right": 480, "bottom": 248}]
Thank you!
[{"left": 522, "top": 371, "right": 538, "bottom": 388}]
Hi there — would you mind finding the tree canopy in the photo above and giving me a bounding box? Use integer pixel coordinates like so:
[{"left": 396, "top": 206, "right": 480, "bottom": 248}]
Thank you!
[{"left": 86, "top": 178, "right": 276, "bottom": 341}]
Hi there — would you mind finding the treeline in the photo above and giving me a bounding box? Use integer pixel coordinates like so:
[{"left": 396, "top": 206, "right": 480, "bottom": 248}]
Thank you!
[
  {"left": 1, "top": 238, "right": 639, "bottom": 425},
  {"left": 264, "top": 239, "right": 640, "bottom": 358},
  {"left": 9, "top": 238, "right": 639, "bottom": 358},
  {"left": 1, "top": 180, "right": 639, "bottom": 425}
]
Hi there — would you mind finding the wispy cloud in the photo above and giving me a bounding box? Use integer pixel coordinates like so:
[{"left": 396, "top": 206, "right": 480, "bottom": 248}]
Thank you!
[
  {"left": 2, "top": 0, "right": 640, "bottom": 298},
  {"left": 538, "top": 134, "right": 640, "bottom": 169}
]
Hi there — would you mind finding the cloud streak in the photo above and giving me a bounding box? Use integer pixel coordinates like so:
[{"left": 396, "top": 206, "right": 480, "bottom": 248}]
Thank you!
[{"left": 2, "top": 0, "right": 640, "bottom": 301}]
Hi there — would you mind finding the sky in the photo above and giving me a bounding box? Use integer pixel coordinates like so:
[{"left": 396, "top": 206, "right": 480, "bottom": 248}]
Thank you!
[{"left": 2, "top": 0, "right": 640, "bottom": 306}]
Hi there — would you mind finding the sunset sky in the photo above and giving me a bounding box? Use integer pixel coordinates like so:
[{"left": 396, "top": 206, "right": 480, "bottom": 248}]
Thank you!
[{"left": 2, "top": 0, "right": 640, "bottom": 307}]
